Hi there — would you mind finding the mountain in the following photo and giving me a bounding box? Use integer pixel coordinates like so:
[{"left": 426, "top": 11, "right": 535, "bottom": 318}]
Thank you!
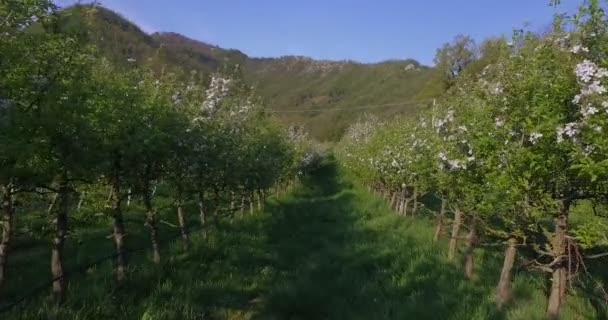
[{"left": 60, "top": 5, "right": 442, "bottom": 140}]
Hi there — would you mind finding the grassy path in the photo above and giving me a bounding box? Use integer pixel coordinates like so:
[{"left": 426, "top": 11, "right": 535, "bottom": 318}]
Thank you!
[{"left": 7, "top": 162, "right": 602, "bottom": 319}]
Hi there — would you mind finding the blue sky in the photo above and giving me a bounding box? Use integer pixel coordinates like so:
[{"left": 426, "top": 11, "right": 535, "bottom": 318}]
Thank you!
[{"left": 56, "top": 0, "right": 581, "bottom": 65}]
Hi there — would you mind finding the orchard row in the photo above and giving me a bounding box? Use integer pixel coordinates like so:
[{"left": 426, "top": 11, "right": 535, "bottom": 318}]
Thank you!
[{"left": 338, "top": 3, "right": 608, "bottom": 319}]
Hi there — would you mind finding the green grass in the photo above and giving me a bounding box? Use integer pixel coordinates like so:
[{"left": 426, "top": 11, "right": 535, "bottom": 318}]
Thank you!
[{"left": 2, "top": 162, "right": 606, "bottom": 319}]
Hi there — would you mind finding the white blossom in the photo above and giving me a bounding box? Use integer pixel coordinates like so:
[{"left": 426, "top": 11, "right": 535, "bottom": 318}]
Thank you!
[
  {"left": 201, "top": 75, "right": 232, "bottom": 113},
  {"left": 570, "top": 45, "right": 589, "bottom": 54},
  {"left": 495, "top": 117, "right": 505, "bottom": 127},
  {"left": 596, "top": 68, "right": 608, "bottom": 78},
  {"left": 391, "top": 159, "right": 399, "bottom": 168},
  {"left": 581, "top": 105, "right": 599, "bottom": 117},
  {"left": 581, "top": 81, "right": 606, "bottom": 95},
  {"left": 447, "top": 159, "right": 466, "bottom": 171},
  {"left": 491, "top": 83, "right": 503, "bottom": 95},
  {"left": 556, "top": 122, "right": 579, "bottom": 143},
  {"left": 575, "top": 60, "right": 597, "bottom": 83},
  {"left": 529, "top": 132, "right": 543, "bottom": 144}
]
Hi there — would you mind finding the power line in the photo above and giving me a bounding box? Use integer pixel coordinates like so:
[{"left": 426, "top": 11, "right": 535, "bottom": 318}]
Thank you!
[{"left": 267, "top": 99, "right": 434, "bottom": 113}]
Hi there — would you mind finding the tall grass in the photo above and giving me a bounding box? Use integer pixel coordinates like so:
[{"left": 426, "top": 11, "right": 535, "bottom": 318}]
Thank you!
[{"left": 2, "top": 162, "right": 605, "bottom": 319}]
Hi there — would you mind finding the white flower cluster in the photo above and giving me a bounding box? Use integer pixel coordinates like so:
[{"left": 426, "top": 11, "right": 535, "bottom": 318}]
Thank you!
[
  {"left": 201, "top": 75, "right": 232, "bottom": 113},
  {"left": 570, "top": 45, "right": 589, "bottom": 54},
  {"left": 433, "top": 109, "right": 455, "bottom": 133},
  {"left": 489, "top": 82, "right": 503, "bottom": 96},
  {"left": 495, "top": 117, "right": 505, "bottom": 128},
  {"left": 556, "top": 122, "right": 579, "bottom": 143},
  {"left": 344, "top": 114, "right": 380, "bottom": 144},
  {"left": 437, "top": 150, "right": 474, "bottom": 171},
  {"left": 529, "top": 132, "right": 543, "bottom": 145}
]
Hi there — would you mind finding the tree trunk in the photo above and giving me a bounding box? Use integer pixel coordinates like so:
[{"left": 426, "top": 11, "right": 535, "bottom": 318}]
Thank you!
[
  {"left": 143, "top": 191, "right": 161, "bottom": 264},
  {"left": 249, "top": 192, "right": 254, "bottom": 215},
  {"left": 399, "top": 189, "right": 407, "bottom": 216},
  {"left": 176, "top": 185, "right": 189, "bottom": 248},
  {"left": 433, "top": 198, "right": 446, "bottom": 242},
  {"left": 546, "top": 201, "right": 570, "bottom": 320},
  {"left": 110, "top": 173, "right": 127, "bottom": 282},
  {"left": 496, "top": 238, "right": 517, "bottom": 309},
  {"left": 112, "top": 207, "right": 127, "bottom": 282},
  {"left": 257, "top": 190, "right": 263, "bottom": 211},
  {"left": 198, "top": 192, "right": 207, "bottom": 238},
  {"left": 403, "top": 199, "right": 410, "bottom": 217},
  {"left": 464, "top": 224, "right": 476, "bottom": 279},
  {"left": 411, "top": 187, "right": 418, "bottom": 215},
  {"left": 397, "top": 197, "right": 404, "bottom": 215},
  {"left": 77, "top": 191, "right": 85, "bottom": 211},
  {"left": 229, "top": 192, "right": 236, "bottom": 214},
  {"left": 177, "top": 202, "right": 189, "bottom": 249},
  {"left": 0, "top": 184, "right": 14, "bottom": 288},
  {"left": 390, "top": 192, "right": 397, "bottom": 210},
  {"left": 126, "top": 188, "right": 132, "bottom": 207},
  {"left": 51, "top": 175, "right": 69, "bottom": 302},
  {"left": 239, "top": 194, "right": 245, "bottom": 217},
  {"left": 448, "top": 208, "right": 462, "bottom": 261}
]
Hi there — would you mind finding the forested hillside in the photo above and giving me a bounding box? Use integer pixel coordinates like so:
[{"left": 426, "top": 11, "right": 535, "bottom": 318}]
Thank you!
[{"left": 59, "top": 5, "right": 441, "bottom": 140}]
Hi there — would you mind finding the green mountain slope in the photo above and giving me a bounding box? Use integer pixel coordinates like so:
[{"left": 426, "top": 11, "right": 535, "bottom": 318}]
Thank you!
[{"left": 61, "top": 5, "right": 442, "bottom": 140}]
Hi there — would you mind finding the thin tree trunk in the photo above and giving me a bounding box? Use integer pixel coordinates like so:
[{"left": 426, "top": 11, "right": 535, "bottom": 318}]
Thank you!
[
  {"left": 198, "top": 192, "right": 206, "bottom": 239},
  {"left": 547, "top": 201, "right": 570, "bottom": 320},
  {"left": 126, "top": 188, "right": 132, "bottom": 207},
  {"left": 110, "top": 171, "right": 127, "bottom": 282},
  {"left": 397, "top": 197, "right": 404, "bottom": 215},
  {"left": 464, "top": 224, "right": 476, "bottom": 279},
  {"left": 403, "top": 199, "right": 410, "bottom": 217},
  {"left": 239, "top": 194, "right": 245, "bottom": 217},
  {"left": 249, "top": 192, "right": 254, "bottom": 215},
  {"left": 433, "top": 198, "right": 446, "bottom": 242},
  {"left": 257, "top": 190, "right": 262, "bottom": 211},
  {"left": 412, "top": 187, "right": 418, "bottom": 215},
  {"left": 106, "top": 186, "right": 113, "bottom": 203},
  {"left": 496, "top": 238, "right": 517, "bottom": 309},
  {"left": 0, "top": 184, "right": 14, "bottom": 288},
  {"left": 143, "top": 190, "right": 161, "bottom": 264},
  {"left": 448, "top": 208, "right": 462, "bottom": 261},
  {"left": 213, "top": 208, "right": 221, "bottom": 230},
  {"left": 176, "top": 184, "right": 189, "bottom": 249},
  {"left": 390, "top": 191, "right": 397, "bottom": 210},
  {"left": 399, "top": 188, "right": 408, "bottom": 215},
  {"left": 229, "top": 192, "right": 235, "bottom": 214},
  {"left": 51, "top": 175, "right": 69, "bottom": 302},
  {"left": 177, "top": 202, "right": 189, "bottom": 249},
  {"left": 112, "top": 206, "right": 127, "bottom": 282},
  {"left": 77, "top": 191, "right": 85, "bottom": 211}
]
